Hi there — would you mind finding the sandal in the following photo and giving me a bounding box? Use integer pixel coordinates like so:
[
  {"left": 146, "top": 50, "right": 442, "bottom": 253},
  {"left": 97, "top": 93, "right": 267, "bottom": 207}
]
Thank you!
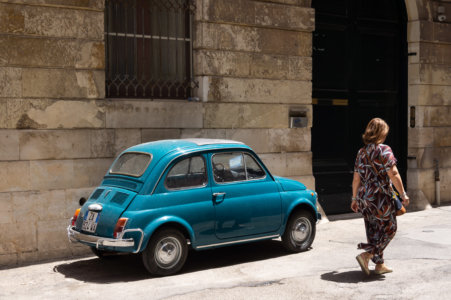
[
  {"left": 356, "top": 253, "right": 370, "bottom": 276},
  {"left": 375, "top": 265, "right": 393, "bottom": 275}
]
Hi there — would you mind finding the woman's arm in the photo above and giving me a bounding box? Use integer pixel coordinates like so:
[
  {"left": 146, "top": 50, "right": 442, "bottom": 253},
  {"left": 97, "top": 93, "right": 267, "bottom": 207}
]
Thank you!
[
  {"left": 351, "top": 172, "right": 360, "bottom": 212},
  {"left": 387, "top": 165, "right": 410, "bottom": 206}
]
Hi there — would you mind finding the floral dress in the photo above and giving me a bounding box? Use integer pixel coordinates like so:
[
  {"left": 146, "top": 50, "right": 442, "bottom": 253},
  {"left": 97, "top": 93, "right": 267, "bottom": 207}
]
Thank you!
[{"left": 354, "top": 143, "right": 397, "bottom": 264}]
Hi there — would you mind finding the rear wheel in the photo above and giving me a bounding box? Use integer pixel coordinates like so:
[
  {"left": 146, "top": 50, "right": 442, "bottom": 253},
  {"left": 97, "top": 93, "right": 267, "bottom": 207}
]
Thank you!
[
  {"left": 142, "top": 228, "right": 188, "bottom": 276},
  {"left": 282, "top": 210, "right": 316, "bottom": 252}
]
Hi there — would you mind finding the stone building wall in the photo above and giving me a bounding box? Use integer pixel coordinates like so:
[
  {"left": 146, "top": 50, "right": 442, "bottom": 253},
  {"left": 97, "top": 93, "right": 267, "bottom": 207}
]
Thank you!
[
  {"left": 406, "top": 0, "right": 451, "bottom": 208},
  {"left": 192, "top": 0, "right": 315, "bottom": 187},
  {"left": 0, "top": 0, "right": 315, "bottom": 267}
]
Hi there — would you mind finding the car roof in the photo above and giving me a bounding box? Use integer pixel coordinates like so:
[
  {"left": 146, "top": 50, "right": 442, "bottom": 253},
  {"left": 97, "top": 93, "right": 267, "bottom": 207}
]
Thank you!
[{"left": 125, "top": 138, "right": 249, "bottom": 157}]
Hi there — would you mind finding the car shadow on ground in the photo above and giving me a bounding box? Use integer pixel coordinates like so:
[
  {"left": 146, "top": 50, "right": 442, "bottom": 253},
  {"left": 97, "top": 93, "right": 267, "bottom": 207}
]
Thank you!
[
  {"left": 321, "top": 270, "right": 386, "bottom": 283},
  {"left": 54, "top": 240, "right": 293, "bottom": 283}
]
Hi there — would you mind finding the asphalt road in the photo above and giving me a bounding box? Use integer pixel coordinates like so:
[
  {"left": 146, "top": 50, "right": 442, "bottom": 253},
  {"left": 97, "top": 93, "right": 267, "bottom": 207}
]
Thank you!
[{"left": 1, "top": 205, "right": 451, "bottom": 299}]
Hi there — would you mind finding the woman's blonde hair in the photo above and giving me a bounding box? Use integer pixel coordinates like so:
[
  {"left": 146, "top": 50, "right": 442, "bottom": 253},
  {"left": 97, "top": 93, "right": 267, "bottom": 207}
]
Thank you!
[{"left": 362, "top": 118, "right": 389, "bottom": 145}]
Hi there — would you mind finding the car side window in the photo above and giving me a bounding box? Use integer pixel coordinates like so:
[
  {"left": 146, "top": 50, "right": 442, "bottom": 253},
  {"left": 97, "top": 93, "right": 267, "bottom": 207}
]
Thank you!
[
  {"left": 244, "top": 153, "right": 266, "bottom": 180},
  {"left": 212, "top": 153, "right": 247, "bottom": 183},
  {"left": 165, "top": 156, "right": 207, "bottom": 190}
]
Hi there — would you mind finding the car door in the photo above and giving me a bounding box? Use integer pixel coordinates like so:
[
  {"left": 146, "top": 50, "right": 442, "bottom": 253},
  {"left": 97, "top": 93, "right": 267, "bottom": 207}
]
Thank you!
[
  {"left": 143, "top": 154, "right": 215, "bottom": 246},
  {"left": 210, "top": 151, "right": 282, "bottom": 239}
]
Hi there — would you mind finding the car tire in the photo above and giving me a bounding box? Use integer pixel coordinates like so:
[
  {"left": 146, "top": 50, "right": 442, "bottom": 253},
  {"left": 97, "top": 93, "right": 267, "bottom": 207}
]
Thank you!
[
  {"left": 142, "top": 228, "right": 188, "bottom": 276},
  {"left": 282, "top": 210, "right": 316, "bottom": 253},
  {"left": 90, "top": 246, "right": 118, "bottom": 259}
]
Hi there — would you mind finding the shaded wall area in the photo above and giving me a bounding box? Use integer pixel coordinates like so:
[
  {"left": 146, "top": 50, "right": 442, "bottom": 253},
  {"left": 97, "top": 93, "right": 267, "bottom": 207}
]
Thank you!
[{"left": 406, "top": 0, "right": 451, "bottom": 208}]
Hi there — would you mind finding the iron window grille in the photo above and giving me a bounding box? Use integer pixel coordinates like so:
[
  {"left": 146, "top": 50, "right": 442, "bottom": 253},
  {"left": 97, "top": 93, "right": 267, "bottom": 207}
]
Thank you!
[{"left": 105, "top": 0, "right": 197, "bottom": 99}]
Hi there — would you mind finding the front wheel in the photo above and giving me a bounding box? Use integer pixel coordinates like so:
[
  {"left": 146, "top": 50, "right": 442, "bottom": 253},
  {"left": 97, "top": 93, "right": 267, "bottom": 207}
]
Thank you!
[
  {"left": 282, "top": 210, "right": 316, "bottom": 252},
  {"left": 142, "top": 228, "right": 188, "bottom": 276}
]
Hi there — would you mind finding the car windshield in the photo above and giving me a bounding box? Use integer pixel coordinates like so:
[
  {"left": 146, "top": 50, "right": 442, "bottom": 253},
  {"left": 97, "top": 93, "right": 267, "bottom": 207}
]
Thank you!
[{"left": 110, "top": 152, "right": 151, "bottom": 177}]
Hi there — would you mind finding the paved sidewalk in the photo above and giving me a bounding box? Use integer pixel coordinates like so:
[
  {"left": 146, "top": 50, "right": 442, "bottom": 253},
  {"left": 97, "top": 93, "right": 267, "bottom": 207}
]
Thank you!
[{"left": 1, "top": 205, "right": 451, "bottom": 299}]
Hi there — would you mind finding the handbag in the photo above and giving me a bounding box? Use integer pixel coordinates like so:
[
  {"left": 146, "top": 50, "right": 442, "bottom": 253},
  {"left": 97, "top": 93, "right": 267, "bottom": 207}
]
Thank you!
[{"left": 364, "top": 148, "right": 406, "bottom": 216}]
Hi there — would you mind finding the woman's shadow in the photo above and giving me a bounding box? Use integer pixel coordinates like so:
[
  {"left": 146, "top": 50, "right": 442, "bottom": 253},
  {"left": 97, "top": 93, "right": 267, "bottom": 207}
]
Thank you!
[{"left": 321, "top": 270, "right": 386, "bottom": 283}]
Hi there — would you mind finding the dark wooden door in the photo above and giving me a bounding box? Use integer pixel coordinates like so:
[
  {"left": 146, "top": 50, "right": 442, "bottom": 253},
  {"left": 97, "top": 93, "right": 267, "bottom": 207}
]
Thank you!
[{"left": 312, "top": 0, "right": 407, "bottom": 214}]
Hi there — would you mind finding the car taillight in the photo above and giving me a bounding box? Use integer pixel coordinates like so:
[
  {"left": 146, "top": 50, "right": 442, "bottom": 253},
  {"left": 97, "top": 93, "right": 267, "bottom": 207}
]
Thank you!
[
  {"left": 71, "top": 208, "right": 81, "bottom": 227},
  {"left": 113, "top": 218, "right": 128, "bottom": 239}
]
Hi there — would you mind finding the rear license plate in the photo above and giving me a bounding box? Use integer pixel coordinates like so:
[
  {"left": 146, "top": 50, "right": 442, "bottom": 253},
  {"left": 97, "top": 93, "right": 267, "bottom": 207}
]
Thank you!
[{"left": 82, "top": 211, "right": 99, "bottom": 233}]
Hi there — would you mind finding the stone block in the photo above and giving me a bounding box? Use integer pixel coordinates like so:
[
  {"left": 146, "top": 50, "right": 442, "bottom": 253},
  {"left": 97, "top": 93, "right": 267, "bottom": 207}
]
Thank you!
[
  {"left": 409, "top": 64, "right": 451, "bottom": 85},
  {"left": 114, "top": 129, "right": 142, "bottom": 155},
  {"left": 0, "top": 193, "right": 13, "bottom": 224},
  {"left": 180, "top": 128, "right": 227, "bottom": 139},
  {"left": 250, "top": 54, "right": 311, "bottom": 80},
  {"left": 196, "top": 50, "right": 312, "bottom": 80},
  {"left": 37, "top": 219, "right": 71, "bottom": 252},
  {"left": 30, "top": 160, "right": 74, "bottom": 190},
  {"left": 204, "top": 103, "right": 288, "bottom": 129},
  {"left": 423, "top": 106, "right": 451, "bottom": 127},
  {"left": 0, "top": 3, "right": 103, "bottom": 39},
  {"left": 241, "top": 104, "right": 288, "bottom": 128},
  {"left": 286, "top": 152, "right": 312, "bottom": 176},
  {"left": 0, "top": 100, "right": 6, "bottom": 128},
  {"left": 0, "top": 253, "right": 18, "bottom": 267},
  {"left": 225, "top": 129, "right": 271, "bottom": 153},
  {"left": 0, "top": 222, "right": 37, "bottom": 254},
  {"left": 0, "top": 36, "right": 104, "bottom": 69},
  {"left": 0, "top": 161, "right": 31, "bottom": 192},
  {"left": 202, "top": 0, "right": 314, "bottom": 31},
  {"left": 17, "top": 251, "right": 39, "bottom": 265},
  {"left": 0, "top": 130, "right": 20, "bottom": 160},
  {"left": 141, "top": 129, "right": 181, "bottom": 143},
  {"left": 201, "top": 76, "right": 311, "bottom": 104},
  {"left": 434, "top": 128, "right": 451, "bottom": 147},
  {"left": 259, "top": 152, "right": 312, "bottom": 177},
  {"left": 408, "top": 127, "right": 433, "bottom": 148},
  {"left": 106, "top": 101, "right": 203, "bottom": 129},
  {"left": 195, "top": 50, "right": 252, "bottom": 77},
  {"left": 7, "top": 99, "right": 105, "bottom": 129},
  {"left": 22, "top": 69, "right": 105, "bottom": 99},
  {"left": 268, "top": 128, "right": 311, "bottom": 152},
  {"left": 259, "top": 153, "right": 285, "bottom": 176},
  {"left": 409, "top": 84, "right": 451, "bottom": 106},
  {"left": 90, "top": 129, "right": 115, "bottom": 158},
  {"left": 422, "top": 147, "right": 451, "bottom": 169},
  {"left": 5, "top": 0, "right": 104, "bottom": 10},
  {"left": 196, "top": 22, "right": 312, "bottom": 56},
  {"left": 0, "top": 67, "right": 22, "bottom": 97},
  {"left": 440, "top": 168, "right": 451, "bottom": 203},
  {"left": 19, "top": 130, "right": 92, "bottom": 160},
  {"left": 195, "top": 22, "right": 259, "bottom": 52},
  {"left": 434, "top": 22, "right": 451, "bottom": 44},
  {"left": 73, "top": 158, "right": 113, "bottom": 187},
  {"left": 419, "top": 43, "right": 451, "bottom": 65},
  {"left": 204, "top": 103, "right": 241, "bottom": 129},
  {"left": 12, "top": 192, "right": 38, "bottom": 223},
  {"left": 35, "top": 190, "right": 68, "bottom": 221}
]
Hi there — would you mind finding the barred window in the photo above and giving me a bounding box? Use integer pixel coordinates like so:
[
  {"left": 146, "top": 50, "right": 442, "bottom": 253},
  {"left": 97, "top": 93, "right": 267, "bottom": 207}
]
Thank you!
[{"left": 105, "top": 0, "right": 196, "bottom": 99}]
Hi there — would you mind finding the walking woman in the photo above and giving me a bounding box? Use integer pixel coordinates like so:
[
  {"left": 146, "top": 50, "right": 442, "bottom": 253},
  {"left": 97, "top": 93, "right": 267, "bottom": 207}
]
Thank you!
[{"left": 351, "top": 118, "right": 410, "bottom": 275}]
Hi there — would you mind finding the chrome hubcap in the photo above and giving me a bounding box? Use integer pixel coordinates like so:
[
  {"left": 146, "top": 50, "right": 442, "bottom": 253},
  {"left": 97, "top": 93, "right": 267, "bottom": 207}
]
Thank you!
[
  {"left": 155, "top": 237, "right": 182, "bottom": 269},
  {"left": 291, "top": 217, "right": 311, "bottom": 244}
]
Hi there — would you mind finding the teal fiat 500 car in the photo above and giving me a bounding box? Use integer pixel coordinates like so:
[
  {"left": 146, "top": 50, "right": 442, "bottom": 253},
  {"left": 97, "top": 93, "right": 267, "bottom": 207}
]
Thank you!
[{"left": 68, "top": 139, "right": 321, "bottom": 276}]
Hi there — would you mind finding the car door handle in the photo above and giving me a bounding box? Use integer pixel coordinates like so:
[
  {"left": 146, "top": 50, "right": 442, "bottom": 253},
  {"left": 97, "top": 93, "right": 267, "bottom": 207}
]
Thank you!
[{"left": 212, "top": 192, "right": 226, "bottom": 204}]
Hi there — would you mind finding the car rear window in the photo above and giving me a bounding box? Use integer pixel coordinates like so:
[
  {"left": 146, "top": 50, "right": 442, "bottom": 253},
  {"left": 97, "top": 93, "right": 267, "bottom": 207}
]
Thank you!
[{"left": 110, "top": 152, "right": 151, "bottom": 177}]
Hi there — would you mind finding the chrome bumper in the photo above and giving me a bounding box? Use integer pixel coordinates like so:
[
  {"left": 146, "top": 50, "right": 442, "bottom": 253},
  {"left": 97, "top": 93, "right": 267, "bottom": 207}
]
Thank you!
[{"left": 67, "top": 226, "right": 144, "bottom": 253}]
